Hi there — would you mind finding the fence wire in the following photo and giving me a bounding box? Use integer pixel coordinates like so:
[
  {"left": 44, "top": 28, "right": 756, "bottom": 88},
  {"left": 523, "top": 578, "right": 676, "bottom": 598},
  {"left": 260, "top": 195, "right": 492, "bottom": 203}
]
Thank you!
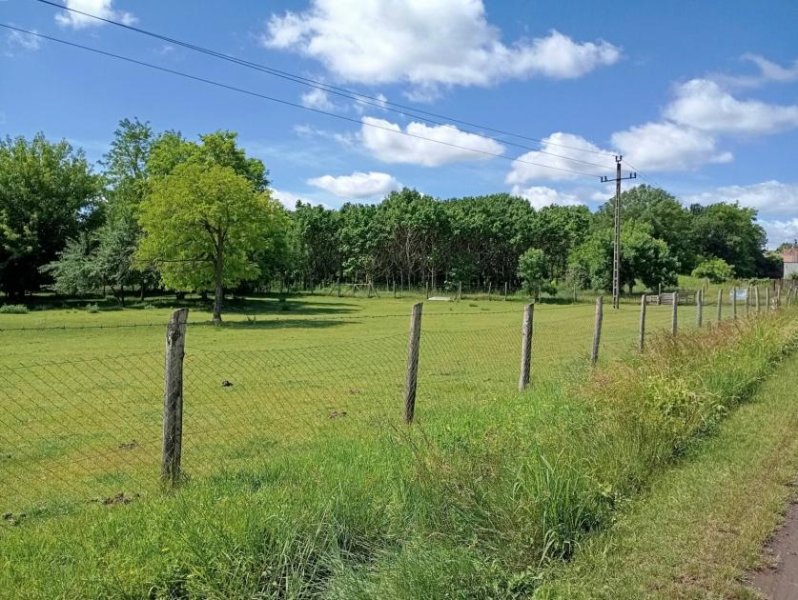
[{"left": 0, "top": 298, "right": 761, "bottom": 514}]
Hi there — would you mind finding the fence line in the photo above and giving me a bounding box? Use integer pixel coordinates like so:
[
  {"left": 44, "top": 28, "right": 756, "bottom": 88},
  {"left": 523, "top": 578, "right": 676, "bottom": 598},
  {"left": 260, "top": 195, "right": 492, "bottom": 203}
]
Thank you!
[{"left": 0, "top": 288, "right": 787, "bottom": 510}]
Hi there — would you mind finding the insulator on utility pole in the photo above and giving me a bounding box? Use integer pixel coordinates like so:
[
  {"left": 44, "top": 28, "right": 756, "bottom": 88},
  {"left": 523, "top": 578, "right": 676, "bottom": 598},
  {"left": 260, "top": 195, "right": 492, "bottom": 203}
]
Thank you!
[{"left": 599, "top": 156, "right": 636, "bottom": 310}]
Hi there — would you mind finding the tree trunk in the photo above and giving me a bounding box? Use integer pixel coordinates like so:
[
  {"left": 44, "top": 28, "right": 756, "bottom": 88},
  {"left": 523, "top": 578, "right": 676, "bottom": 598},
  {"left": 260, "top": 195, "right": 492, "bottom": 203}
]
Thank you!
[{"left": 212, "top": 254, "right": 224, "bottom": 324}]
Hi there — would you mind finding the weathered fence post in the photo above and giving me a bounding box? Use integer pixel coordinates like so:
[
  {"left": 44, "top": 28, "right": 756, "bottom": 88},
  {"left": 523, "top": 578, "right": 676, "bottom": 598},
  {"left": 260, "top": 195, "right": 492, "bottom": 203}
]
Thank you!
[
  {"left": 746, "top": 287, "right": 751, "bottom": 317},
  {"left": 755, "top": 286, "right": 760, "bottom": 313},
  {"left": 425, "top": 282, "right": 430, "bottom": 300},
  {"left": 336, "top": 278, "right": 341, "bottom": 298},
  {"left": 717, "top": 288, "right": 723, "bottom": 324},
  {"left": 671, "top": 291, "right": 678, "bottom": 335},
  {"left": 777, "top": 284, "right": 781, "bottom": 309},
  {"left": 766, "top": 285, "right": 771, "bottom": 311},
  {"left": 732, "top": 287, "right": 737, "bottom": 320},
  {"left": 696, "top": 289, "right": 703, "bottom": 328},
  {"left": 403, "top": 302, "right": 423, "bottom": 424},
  {"left": 487, "top": 281, "right": 492, "bottom": 301},
  {"left": 573, "top": 283, "right": 578, "bottom": 303},
  {"left": 639, "top": 294, "right": 647, "bottom": 352},
  {"left": 457, "top": 281, "right": 462, "bottom": 302},
  {"left": 162, "top": 308, "right": 188, "bottom": 487},
  {"left": 591, "top": 296, "right": 603, "bottom": 366},
  {"left": 518, "top": 303, "right": 534, "bottom": 391},
  {"left": 393, "top": 280, "right": 397, "bottom": 299}
]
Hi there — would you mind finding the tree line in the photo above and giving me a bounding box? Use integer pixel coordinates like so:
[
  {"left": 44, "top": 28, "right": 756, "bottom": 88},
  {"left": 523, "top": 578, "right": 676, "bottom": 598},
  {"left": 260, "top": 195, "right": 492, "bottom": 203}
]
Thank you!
[{"left": 0, "top": 119, "right": 782, "bottom": 320}]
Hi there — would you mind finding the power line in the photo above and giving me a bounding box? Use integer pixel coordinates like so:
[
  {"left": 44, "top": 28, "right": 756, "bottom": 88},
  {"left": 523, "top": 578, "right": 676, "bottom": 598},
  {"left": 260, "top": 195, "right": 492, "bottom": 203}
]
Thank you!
[
  {"left": 0, "top": 24, "right": 603, "bottom": 180},
  {"left": 31, "top": 0, "right": 616, "bottom": 169}
]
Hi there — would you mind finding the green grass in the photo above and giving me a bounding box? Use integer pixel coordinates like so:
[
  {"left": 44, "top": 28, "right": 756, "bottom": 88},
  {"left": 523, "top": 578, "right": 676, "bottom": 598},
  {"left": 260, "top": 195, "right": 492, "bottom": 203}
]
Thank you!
[
  {"left": 0, "top": 295, "right": 795, "bottom": 598},
  {"left": 0, "top": 293, "right": 682, "bottom": 513},
  {"left": 534, "top": 350, "right": 798, "bottom": 599}
]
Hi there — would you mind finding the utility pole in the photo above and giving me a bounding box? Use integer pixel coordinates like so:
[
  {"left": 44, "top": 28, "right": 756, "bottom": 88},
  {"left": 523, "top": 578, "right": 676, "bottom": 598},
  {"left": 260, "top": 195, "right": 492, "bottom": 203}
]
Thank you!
[{"left": 600, "top": 156, "right": 637, "bottom": 309}]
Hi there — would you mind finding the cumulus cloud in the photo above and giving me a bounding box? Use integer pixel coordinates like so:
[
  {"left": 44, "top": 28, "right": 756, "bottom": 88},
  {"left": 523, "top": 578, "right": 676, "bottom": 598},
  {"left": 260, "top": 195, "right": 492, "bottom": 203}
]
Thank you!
[
  {"left": 55, "top": 0, "right": 136, "bottom": 29},
  {"left": 505, "top": 132, "right": 610, "bottom": 183},
  {"left": 360, "top": 117, "right": 504, "bottom": 166},
  {"left": 611, "top": 121, "right": 732, "bottom": 171},
  {"left": 307, "top": 171, "right": 401, "bottom": 198},
  {"left": 262, "top": 0, "right": 620, "bottom": 96},
  {"left": 665, "top": 79, "right": 798, "bottom": 135},
  {"left": 300, "top": 88, "right": 334, "bottom": 111},
  {"left": 682, "top": 181, "right": 798, "bottom": 217},
  {"left": 510, "top": 185, "right": 583, "bottom": 210}
]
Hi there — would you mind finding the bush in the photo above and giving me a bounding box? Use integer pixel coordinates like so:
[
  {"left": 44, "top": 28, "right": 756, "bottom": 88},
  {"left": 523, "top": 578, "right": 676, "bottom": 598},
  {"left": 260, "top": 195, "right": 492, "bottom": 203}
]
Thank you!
[
  {"left": 691, "top": 257, "right": 734, "bottom": 283},
  {"left": 0, "top": 304, "right": 29, "bottom": 314},
  {"left": 85, "top": 303, "right": 100, "bottom": 314}
]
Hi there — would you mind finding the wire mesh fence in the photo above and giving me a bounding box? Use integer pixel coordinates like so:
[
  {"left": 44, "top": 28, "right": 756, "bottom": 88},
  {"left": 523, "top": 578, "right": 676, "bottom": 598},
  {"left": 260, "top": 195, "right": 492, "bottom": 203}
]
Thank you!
[{"left": 1, "top": 289, "right": 790, "bottom": 514}]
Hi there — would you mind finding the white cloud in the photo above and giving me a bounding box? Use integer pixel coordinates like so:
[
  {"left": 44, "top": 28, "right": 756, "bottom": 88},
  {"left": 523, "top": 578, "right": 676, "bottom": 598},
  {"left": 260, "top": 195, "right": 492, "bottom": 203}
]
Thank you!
[
  {"left": 300, "top": 88, "right": 334, "bottom": 111},
  {"left": 360, "top": 116, "right": 504, "bottom": 166},
  {"left": 505, "top": 132, "right": 610, "bottom": 183},
  {"left": 271, "top": 188, "right": 306, "bottom": 210},
  {"left": 5, "top": 29, "right": 41, "bottom": 53},
  {"left": 55, "top": 0, "right": 136, "bottom": 29},
  {"left": 308, "top": 171, "right": 401, "bottom": 198},
  {"left": 683, "top": 181, "right": 798, "bottom": 216},
  {"left": 665, "top": 79, "right": 798, "bottom": 135},
  {"left": 715, "top": 54, "right": 798, "bottom": 89},
  {"left": 758, "top": 218, "right": 798, "bottom": 249},
  {"left": 510, "top": 185, "right": 583, "bottom": 210},
  {"left": 611, "top": 121, "right": 732, "bottom": 171},
  {"left": 262, "top": 0, "right": 620, "bottom": 96}
]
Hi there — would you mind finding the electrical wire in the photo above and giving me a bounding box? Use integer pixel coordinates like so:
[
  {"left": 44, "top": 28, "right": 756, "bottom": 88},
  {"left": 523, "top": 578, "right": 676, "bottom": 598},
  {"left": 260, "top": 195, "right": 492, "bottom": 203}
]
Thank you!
[
  {"left": 32, "top": 0, "right": 617, "bottom": 169},
  {"left": 0, "top": 23, "right": 604, "bottom": 180}
]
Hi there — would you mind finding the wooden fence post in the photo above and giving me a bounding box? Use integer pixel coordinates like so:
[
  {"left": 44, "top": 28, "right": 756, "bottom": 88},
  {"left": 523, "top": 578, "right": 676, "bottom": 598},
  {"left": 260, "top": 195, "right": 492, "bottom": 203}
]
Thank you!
[
  {"left": 393, "top": 280, "right": 397, "bottom": 299},
  {"left": 457, "top": 281, "right": 462, "bottom": 302},
  {"left": 639, "top": 294, "right": 647, "bottom": 352},
  {"left": 487, "top": 281, "right": 492, "bottom": 301},
  {"left": 777, "top": 284, "right": 781, "bottom": 309},
  {"left": 504, "top": 281, "right": 509, "bottom": 301},
  {"left": 755, "top": 286, "right": 760, "bottom": 313},
  {"left": 518, "top": 303, "right": 534, "bottom": 391},
  {"left": 671, "top": 291, "right": 678, "bottom": 335},
  {"left": 591, "top": 296, "right": 603, "bottom": 366},
  {"left": 732, "top": 287, "right": 737, "bottom": 320},
  {"left": 766, "top": 285, "right": 771, "bottom": 311},
  {"left": 717, "top": 288, "right": 722, "bottom": 324},
  {"left": 403, "top": 302, "right": 423, "bottom": 424},
  {"left": 162, "top": 308, "right": 188, "bottom": 487},
  {"left": 696, "top": 289, "right": 703, "bottom": 328},
  {"left": 573, "top": 283, "right": 578, "bottom": 303},
  {"left": 746, "top": 287, "right": 751, "bottom": 317}
]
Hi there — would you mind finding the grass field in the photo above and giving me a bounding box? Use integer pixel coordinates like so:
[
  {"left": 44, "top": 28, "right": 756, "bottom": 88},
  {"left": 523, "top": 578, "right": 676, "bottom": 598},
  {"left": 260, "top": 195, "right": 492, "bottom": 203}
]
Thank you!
[
  {"left": 1, "top": 291, "right": 794, "bottom": 598},
  {"left": 1, "top": 293, "right": 688, "bottom": 514}
]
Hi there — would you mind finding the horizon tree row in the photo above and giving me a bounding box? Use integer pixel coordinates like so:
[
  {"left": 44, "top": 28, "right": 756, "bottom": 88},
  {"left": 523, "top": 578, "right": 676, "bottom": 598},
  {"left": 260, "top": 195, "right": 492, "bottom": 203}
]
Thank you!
[{"left": 0, "top": 119, "right": 783, "bottom": 319}]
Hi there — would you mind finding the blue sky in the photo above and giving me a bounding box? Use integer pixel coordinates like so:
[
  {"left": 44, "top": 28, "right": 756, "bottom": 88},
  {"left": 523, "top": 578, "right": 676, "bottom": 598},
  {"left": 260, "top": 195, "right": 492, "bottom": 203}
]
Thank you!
[{"left": 2, "top": 0, "right": 798, "bottom": 247}]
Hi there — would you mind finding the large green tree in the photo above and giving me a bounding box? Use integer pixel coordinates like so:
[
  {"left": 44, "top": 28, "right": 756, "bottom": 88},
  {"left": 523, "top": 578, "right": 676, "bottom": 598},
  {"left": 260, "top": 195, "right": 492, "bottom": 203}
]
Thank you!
[
  {"left": 138, "top": 163, "right": 283, "bottom": 322},
  {"left": 689, "top": 203, "right": 767, "bottom": 278},
  {"left": 0, "top": 134, "right": 101, "bottom": 297}
]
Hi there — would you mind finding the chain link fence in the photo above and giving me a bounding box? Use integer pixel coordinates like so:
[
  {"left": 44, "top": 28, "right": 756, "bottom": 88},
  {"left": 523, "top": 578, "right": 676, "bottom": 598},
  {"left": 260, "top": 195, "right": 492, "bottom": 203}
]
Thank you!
[{"left": 1, "top": 290, "right": 790, "bottom": 514}]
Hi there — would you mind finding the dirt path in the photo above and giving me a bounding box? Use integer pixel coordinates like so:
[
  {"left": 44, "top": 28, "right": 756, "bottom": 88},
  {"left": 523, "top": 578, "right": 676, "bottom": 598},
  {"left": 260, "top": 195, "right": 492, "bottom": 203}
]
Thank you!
[{"left": 752, "top": 501, "right": 798, "bottom": 599}]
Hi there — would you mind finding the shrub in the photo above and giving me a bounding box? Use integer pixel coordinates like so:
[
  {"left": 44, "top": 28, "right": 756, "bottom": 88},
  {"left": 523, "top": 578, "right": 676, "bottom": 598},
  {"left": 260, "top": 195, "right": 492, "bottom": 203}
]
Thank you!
[
  {"left": 85, "top": 303, "right": 100, "bottom": 314},
  {"left": 691, "top": 257, "right": 734, "bottom": 283},
  {"left": 0, "top": 304, "right": 29, "bottom": 314}
]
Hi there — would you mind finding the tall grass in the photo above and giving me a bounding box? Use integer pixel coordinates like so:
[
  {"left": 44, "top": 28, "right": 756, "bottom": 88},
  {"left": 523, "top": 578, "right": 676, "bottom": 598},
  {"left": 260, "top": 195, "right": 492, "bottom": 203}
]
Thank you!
[{"left": 2, "top": 314, "right": 797, "bottom": 598}]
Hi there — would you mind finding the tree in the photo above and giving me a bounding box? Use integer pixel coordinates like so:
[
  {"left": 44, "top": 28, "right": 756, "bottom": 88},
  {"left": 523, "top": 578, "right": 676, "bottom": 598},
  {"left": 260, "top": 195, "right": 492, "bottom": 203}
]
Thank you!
[
  {"left": 568, "top": 227, "right": 677, "bottom": 293},
  {"left": 138, "top": 163, "right": 283, "bottom": 322},
  {"left": 41, "top": 233, "right": 100, "bottom": 296},
  {"left": 517, "top": 248, "right": 550, "bottom": 299},
  {"left": 0, "top": 134, "right": 101, "bottom": 297},
  {"left": 689, "top": 203, "right": 766, "bottom": 278},
  {"left": 596, "top": 185, "right": 694, "bottom": 271},
  {"left": 691, "top": 258, "right": 734, "bottom": 283}
]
